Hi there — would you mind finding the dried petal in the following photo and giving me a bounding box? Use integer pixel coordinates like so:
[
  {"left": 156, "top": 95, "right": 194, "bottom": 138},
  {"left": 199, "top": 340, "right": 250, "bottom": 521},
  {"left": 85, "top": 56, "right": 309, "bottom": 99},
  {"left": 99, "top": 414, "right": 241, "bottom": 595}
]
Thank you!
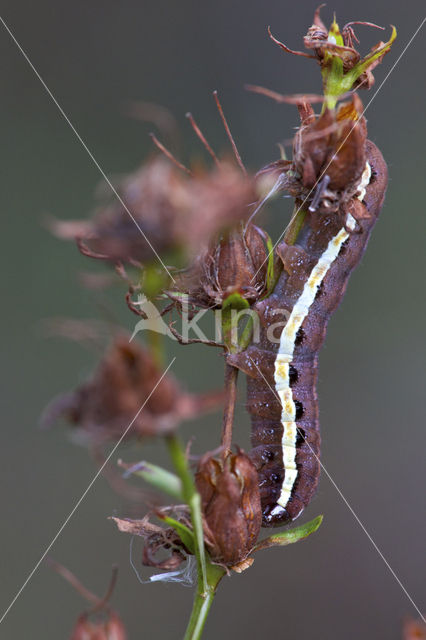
[{"left": 111, "top": 514, "right": 188, "bottom": 570}]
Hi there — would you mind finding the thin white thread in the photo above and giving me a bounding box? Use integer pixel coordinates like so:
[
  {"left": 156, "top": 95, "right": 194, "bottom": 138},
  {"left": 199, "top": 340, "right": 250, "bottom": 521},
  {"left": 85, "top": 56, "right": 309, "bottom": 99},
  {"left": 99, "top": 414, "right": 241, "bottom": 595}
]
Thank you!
[
  {"left": 0, "top": 358, "right": 176, "bottom": 624},
  {"left": 249, "top": 357, "right": 425, "bottom": 622},
  {"left": 129, "top": 537, "right": 195, "bottom": 587},
  {"left": 0, "top": 16, "right": 175, "bottom": 283}
]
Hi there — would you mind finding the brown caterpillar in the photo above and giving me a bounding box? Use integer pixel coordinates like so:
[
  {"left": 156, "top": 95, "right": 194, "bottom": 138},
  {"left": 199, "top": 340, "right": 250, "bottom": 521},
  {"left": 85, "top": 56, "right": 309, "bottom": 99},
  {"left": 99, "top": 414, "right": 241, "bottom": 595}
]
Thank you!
[{"left": 228, "top": 140, "right": 388, "bottom": 526}]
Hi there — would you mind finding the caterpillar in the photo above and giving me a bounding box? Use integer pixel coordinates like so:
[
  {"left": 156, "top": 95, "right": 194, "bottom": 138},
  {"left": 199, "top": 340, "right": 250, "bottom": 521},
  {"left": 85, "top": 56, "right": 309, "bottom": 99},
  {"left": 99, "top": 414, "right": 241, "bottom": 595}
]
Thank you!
[{"left": 228, "top": 140, "right": 388, "bottom": 526}]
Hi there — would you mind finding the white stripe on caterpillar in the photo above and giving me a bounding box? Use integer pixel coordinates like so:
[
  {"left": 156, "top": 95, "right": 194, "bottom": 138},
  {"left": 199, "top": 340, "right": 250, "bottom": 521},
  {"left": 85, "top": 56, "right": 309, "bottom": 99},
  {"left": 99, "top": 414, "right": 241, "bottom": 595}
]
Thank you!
[{"left": 274, "top": 163, "right": 371, "bottom": 511}]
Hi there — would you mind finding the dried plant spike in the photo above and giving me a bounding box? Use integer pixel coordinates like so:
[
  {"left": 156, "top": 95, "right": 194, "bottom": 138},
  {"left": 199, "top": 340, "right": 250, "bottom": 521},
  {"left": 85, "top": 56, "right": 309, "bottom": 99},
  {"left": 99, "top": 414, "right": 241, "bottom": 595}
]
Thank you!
[
  {"left": 246, "top": 84, "right": 341, "bottom": 105},
  {"left": 124, "top": 100, "right": 178, "bottom": 141},
  {"left": 76, "top": 237, "right": 110, "bottom": 260},
  {"left": 343, "top": 20, "right": 385, "bottom": 32},
  {"left": 186, "top": 112, "right": 221, "bottom": 168},
  {"left": 89, "top": 566, "right": 119, "bottom": 614},
  {"left": 212, "top": 90, "right": 247, "bottom": 175},
  {"left": 313, "top": 3, "right": 327, "bottom": 31},
  {"left": 297, "top": 100, "right": 316, "bottom": 125},
  {"left": 267, "top": 25, "right": 316, "bottom": 59},
  {"left": 149, "top": 132, "right": 193, "bottom": 176},
  {"left": 46, "top": 558, "right": 101, "bottom": 606}
]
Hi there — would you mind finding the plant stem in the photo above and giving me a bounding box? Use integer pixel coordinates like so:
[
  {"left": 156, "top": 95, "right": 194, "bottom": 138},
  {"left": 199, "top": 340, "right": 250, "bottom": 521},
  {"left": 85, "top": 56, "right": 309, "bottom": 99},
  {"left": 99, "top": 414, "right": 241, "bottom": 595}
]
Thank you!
[
  {"left": 183, "top": 563, "right": 225, "bottom": 640},
  {"left": 221, "top": 363, "right": 238, "bottom": 459},
  {"left": 147, "top": 329, "right": 165, "bottom": 369},
  {"left": 166, "top": 435, "right": 208, "bottom": 593},
  {"left": 166, "top": 436, "right": 226, "bottom": 640}
]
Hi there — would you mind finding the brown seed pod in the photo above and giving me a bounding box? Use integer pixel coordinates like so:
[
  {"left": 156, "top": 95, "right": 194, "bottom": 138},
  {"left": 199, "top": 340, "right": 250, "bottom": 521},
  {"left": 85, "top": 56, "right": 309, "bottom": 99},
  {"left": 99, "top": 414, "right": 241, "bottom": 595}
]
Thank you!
[
  {"left": 50, "top": 159, "right": 258, "bottom": 271},
  {"left": 261, "top": 94, "right": 368, "bottom": 215},
  {"left": 403, "top": 618, "right": 426, "bottom": 640},
  {"left": 178, "top": 224, "right": 270, "bottom": 309},
  {"left": 195, "top": 450, "right": 262, "bottom": 566},
  {"left": 70, "top": 611, "right": 126, "bottom": 640},
  {"left": 42, "top": 335, "right": 222, "bottom": 443}
]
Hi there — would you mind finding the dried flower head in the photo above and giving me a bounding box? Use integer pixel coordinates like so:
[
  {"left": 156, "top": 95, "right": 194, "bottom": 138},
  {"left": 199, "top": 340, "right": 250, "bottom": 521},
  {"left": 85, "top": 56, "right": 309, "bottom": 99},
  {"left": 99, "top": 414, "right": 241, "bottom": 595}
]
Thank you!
[
  {"left": 47, "top": 560, "right": 126, "bottom": 640},
  {"left": 184, "top": 162, "right": 258, "bottom": 252},
  {"left": 70, "top": 612, "right": 126, "bottom": 640},
  {"left": 112, "top": 512, "right": 190, "bottom": 571},
  {"left": 269, "top": 6, "right": 396, "bottom": 100},
  {"left": 51, "top": 158, "right": 258, "bottom": 271},
  {"left": 50, "top": 158, "right": 186, "bottom": 266},
  {"left": 43, "top": 335, "right": 221, "bottom": 443},
  {"left": 261, "top": 94, "right": 367, "bottom": 214},
  {"left": 177, "top": 223, "right": 270, "bottom": 309},
  {"left": 403, "top": 618, "right": 426, "bottom": 640},
  {"left": 195, "top": 450, "right": 262, "bottom": 566}
]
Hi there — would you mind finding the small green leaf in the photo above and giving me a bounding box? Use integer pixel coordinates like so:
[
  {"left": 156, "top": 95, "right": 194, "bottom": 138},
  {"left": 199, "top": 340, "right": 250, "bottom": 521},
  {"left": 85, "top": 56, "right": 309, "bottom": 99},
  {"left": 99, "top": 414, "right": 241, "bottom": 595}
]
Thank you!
[
  {"left": 221, "top": 294, "right": 251, "bottom": 354},
  {"left": 238, "top": 314, "right": 255, "bottom": 351},
  {"left": 265, "top": 232, "right": 275, "bottom": 293},
  {"left": 344, "top": 25, "right": 397, "bottom": 90},
  {"left": 160, "top": 515, "right": 196, "bottom": 554},
  {"left": 123, "top": 461, "right": 183, "bottom": 500},
  {"left": 254, "top": 515, "right": 323, "bottom": 552}
]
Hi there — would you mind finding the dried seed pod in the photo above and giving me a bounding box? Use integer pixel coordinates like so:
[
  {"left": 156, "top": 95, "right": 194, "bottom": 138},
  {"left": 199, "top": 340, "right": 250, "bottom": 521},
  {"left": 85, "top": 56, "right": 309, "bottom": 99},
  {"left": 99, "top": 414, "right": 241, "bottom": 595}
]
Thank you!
[
  {"left": 195, "top": 451, "right": 261, "bottom": 566},
  {"left": 51, "top": 159, "right": 258, "bottom": 270},
  {"left": 184, "top": 163, "right": 258, "bottom": 252},
  {"left": 43, "top": 335, "right": 222, "bottom": 443},
  {"left": 403, "top": 618, "right": 426, "bottom": 640},
  {"left": 178, "top": 224, "right": 269, "bottom": 309},
  {"left": 271, "top": 6, "right": 396, "bottom": 91},
  {"left": 261, "top": 94, "right": 367, "bottom": 214},
  {"left": 70, "top": 611, "right": 126, "bottom": 640},
  {"left": 51, "top": 158, "right": 188, "bottom": 265},
  {"left": 293, "top": 94, "right": 367, "bottom": 207}
]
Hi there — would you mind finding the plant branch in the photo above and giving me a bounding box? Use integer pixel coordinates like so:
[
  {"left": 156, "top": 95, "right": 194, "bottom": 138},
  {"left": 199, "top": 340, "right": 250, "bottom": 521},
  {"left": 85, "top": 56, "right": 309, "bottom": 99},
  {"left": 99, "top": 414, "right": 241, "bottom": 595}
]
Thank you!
[
  {"left": 166, "top": 435, "right": 227, "bottom": 639},
  {"left": 166, "top": 434, "right": 208, "bottom": 594},
  {"left": 46, "top": 558, "right": 101, "bottom": 606},
  {"left": 183, "top": 562, "right": 225, "bottom": 640},
  {"left": 221, "top": 363, "right": 238, "bottom": 459}
]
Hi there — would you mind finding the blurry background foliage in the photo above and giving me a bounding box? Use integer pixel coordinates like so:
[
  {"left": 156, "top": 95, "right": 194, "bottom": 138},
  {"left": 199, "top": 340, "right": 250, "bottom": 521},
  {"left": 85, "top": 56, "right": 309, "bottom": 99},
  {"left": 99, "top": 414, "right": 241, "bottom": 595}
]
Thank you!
[{"left": 0, "top": 0, "right": 425, "bottom": 638}]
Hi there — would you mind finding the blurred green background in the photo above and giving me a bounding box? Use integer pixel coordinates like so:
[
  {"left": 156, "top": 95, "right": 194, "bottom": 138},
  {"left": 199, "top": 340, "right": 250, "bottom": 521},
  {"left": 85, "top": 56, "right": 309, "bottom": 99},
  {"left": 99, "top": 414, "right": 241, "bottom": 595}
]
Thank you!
[{"left": 1, "top": 1, "right": 425, "bottom": 638}]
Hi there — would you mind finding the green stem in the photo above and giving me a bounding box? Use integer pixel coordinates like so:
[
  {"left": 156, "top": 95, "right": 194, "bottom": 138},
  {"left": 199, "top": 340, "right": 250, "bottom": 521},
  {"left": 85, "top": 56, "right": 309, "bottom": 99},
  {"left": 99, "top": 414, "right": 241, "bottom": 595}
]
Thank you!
[
  {"left": 147, "top": 329, "right": 165, "bottom": 369},
  {"left": 166, "top": 436, "right": 226, "bottom": 640},
  {"left": 166, "top": 435, "right": 208, "bottom": 594},
  {"left": 183, "top": 563, "right": 225, "bottom": 640},
  {"left": 321, "top": 55, "right": 344, "bottom": 111},
  {"left": 220, "top": 306, "right": 235, "bottom": 353}
]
